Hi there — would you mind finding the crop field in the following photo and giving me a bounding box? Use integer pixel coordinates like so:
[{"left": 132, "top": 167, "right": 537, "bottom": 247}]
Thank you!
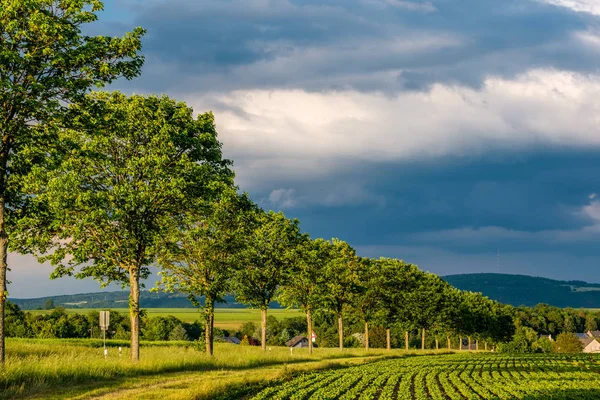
[
  {"left": 28, "top": 307, "right": 304, "bottom": 329},
  {"left": 252, "top": 353, "right": 600, "bottom": 400}
]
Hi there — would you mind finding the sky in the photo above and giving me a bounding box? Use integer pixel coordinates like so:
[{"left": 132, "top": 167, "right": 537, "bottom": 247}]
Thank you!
[{"left": 9, "top": 0, "right": 600, "bottom": 298}]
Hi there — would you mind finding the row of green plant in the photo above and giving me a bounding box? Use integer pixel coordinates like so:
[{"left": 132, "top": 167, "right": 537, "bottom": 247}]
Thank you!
[{"left": 251, "top": 353, "right": 600, "bottom": 399}]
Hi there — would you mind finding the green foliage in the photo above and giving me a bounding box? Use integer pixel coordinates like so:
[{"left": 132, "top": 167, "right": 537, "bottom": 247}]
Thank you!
[
  {"left": 497, "top": 327, "right": 541, "bottom": 353},
  {"left": 278, "top": 237, "right": 330, "bottom": 312},
  {"left": 235, "top": 210, "right": 301, "bottom": 310},
  {"left": 553, "top": 333, "right": 584, "bottom": 353},
  {"left": 252, "top": 354, "right": 600, "bottom": 399}
]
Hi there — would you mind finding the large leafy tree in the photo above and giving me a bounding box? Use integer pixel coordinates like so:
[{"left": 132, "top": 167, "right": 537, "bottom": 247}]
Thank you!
[
  {"left": 408, "top": 272, "right": 452, "bottom": 350},
  {"left": 234, "top": 210, "right": 301, "bottom": 351},
  {"left": 321, "top": 239, "right": 361, "bottom": 352},
  {"left": 0, "top": 0, "right": 144, "bottom": 363},
  {"left": 369, "top": 258, "right": 422, "bottom": 351},
  {"left": 15, "top": 93, "right": 231, "bottom": 361},
  {"left": 279, "top": 237, "right": 330, "bottom": 355},
  {"left": 351, "top": 258, "right": 383, "bottom": 352},
  {"left": 158, "top": 189, "right": 253, "bottom": 356}
]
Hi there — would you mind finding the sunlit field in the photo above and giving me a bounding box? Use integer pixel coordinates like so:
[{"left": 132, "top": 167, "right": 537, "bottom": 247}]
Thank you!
[
  {"left": 252, "top": 353, "right": 600, "bottom": 399},
  {"left": 1, "top": 338, "right": 430, "bottom": 399},
  {"left": 28, "top": 308, "right": 304, "bottom": 329}
]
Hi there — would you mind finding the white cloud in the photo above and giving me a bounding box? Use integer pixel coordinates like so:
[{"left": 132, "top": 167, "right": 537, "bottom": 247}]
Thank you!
[
  {"left": 384, "top": 0, "right": 437, "bottom": 12},
  {"left": 582, "top": 200, "right": 600, "bottom": 223},
  {"left": 188, "top": 69, "right": 600, "bottom": 188},
  {"left": 262, "top": 184, "right": 386, "bottom": 209},
  {"left": 540, "top": 0, "right": 600, "bottom": 16},
  {"left": 266, "top": 188, "right": 297, "bottom": 208}
]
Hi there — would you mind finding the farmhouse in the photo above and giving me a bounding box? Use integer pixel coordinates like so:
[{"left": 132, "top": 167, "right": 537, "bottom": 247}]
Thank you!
[
  {"left": 538, "top": 334, "right": 553, "bottom": 342},
  {"left": 286, "top": 335, "right": 310, "bottom": 348},
  {"left": 587, "top": 330, "right": 600, "bottom": 338},
  {"left": 580, "top": 337, "right": 600, "bottom": 353},
  {"left": 223, "top": 337, "right": 241, "bottom": 345}
]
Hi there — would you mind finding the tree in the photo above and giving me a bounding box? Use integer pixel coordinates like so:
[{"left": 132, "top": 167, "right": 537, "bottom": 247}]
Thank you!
[
  {"left": 321, "top": 239, "right": 361, "bottom": 352},
  {"left": 43, "top": 299, "right": 55, "bottom": 310},
  {"left": 408, "top": 272, "right": 450, "bottom": 350},
  {"left": 0, "top": 0, "right": 144, "bottom": 363},
  {"left": 279, "top": 237, "right": 330, "bottom": 355},
  {"left": 158, "top": 189, "right": 253, "bottom": 356},
  {"left": 234, "top": 210, "right": 301, "bottom": 351},
  {"left": 350, "top": 258, "right": 383, "bottom": 352},
  {"left": 369, "top": 258, "right": 422, "bottom": 351},
  {"left": 553, "top": 333, "right": 584, "bottom": 353},
  {"left": 16, "top": 93, "right": 231, "bottom": 361}
]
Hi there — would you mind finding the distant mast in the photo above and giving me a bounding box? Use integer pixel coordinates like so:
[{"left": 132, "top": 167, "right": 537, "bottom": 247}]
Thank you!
[{"left": 497, "top": 249, "right": 500, "bottom": 273}]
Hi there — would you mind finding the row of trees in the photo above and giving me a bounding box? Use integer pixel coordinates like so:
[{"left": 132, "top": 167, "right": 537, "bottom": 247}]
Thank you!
[{"left": 0, "top": 1, "right": 516, "bottom": 362}]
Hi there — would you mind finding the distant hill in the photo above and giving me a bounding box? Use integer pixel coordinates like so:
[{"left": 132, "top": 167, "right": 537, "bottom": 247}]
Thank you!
[
  {"left": 443, "top": 273, "right": 600, "bottom": 308},
  {"left": 10, "top": 291, "right": 283, "bottom": 310}
]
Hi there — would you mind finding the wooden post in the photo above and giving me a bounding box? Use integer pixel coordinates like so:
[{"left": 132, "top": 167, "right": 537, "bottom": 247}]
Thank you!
[
  {"left": 386, "top": 328, "right": 391, "bottom": 351},
  {"left": 468, "top": 336, "right": 471, "bottom": 351},
  {"left": 364, "top": 322, "right": 369, "bottom": 352},
  {"left": 447, "top": 336, "right": 451, "bottom": 349},
  {"left": 338, "top": 313, "right": 344, "bottom": 352},
  {"left": 435, "top": 338, "right": 439, "bottom": 350},
  {"left": 476, "top": 339, "right": 479, "bottom": 351},
  {"left": 421, "top": 328, "right": 425, "bottom": 350},
  {"left": 405, "top": 331, "right": 409, "bottom": 351},
  {"left": 485, "top": 341, "right": 488, "bottom": 351},
  {"left": 307, "top": 308, "right": 313, "bottom": 355},
  {"left": 459, "top": 336, "right": 462, "bottom": 351}
]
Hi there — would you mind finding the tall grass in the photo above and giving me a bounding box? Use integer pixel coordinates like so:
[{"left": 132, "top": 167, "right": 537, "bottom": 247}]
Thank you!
[{"left": 1, "top": 338, "right": 409, "bottom": 399}]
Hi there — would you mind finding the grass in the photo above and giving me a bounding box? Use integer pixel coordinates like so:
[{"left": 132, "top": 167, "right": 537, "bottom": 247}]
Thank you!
[
  {"left": 1, "top": 338, "right": 448, "bottom": 399},
  {"left": 28, "top": 307, "right": 305, "bottom": 329}
]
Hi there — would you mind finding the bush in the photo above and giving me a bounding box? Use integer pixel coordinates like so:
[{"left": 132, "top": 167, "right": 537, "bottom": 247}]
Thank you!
[{"left": 553, "top": 333, "right": 584, "bottom": 353}]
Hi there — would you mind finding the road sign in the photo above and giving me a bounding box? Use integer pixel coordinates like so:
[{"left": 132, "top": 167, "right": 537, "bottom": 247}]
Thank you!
[
  {"left": 311, "top": 330, "right": 317, "bottom": 342},
  {"left": 99, "top": 311, "right": 110, "bottom": 331}
]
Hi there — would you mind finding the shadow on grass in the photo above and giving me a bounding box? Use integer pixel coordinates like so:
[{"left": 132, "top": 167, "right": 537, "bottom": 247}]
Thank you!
[{"left": 2, "top": 351, "right": 402, "bottom": 400}]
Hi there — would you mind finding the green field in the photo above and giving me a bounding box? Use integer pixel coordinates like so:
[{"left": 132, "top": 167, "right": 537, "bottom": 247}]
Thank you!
[
  {"left": 252, "top": 353, "right": 600, "bottom": 399},
  {"left": 3, "top": 339, "right": 599, "bottom": 399},
  {"left": 2, "top": 338, "right": 408, "bottom": 399},
  {"left": 28, "top": 307, "right": 304, "bottom": 329}
]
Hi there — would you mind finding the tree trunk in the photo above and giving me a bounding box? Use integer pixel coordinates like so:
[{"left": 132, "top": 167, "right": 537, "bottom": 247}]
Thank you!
[
  {"left": 405, "top": 331, "right": 409, "bottom": 351},
  {"left": 485, "top": 342, "right": 488, "bottom": 351},
  {"left": 386, "top": 328, "right": 391, "bottom": 351},
  {"left": 261, "top": 308, "right": 267, "bottom": 351},
  {"left": 447, "top": 336, "right": 451, "bottom": 349},
  {"left": 205, "top": 297, "right": 215, "bottom": 356},
  {"left": 0, "top": 206, "right": 7, "bottom": 365},
  {"left": 468, "top": 336, "right": 471, "bottom": 351},
  {"left": 338, "top": 313, "right": 344, "bottom": 352},
  {"left": 364, "top": 322, "right": 369, "bottom": 352},
  {"left": 129, "top": 267, "right": 140, "bottom": 362},
  {"left": 436, "top": 338, "right": 439, "bottom": 350},
  {"left": 0, "top": 139, "right": 10, "bottom": 365},
  {"left": 476, "top": 339, "right": 479, "bottom": 351},
  {"left": 306, "top": 308, "right": 313, "bottom": 355},
  {"left": 459, "top": 336, "right": 462, "bottom": 350},
  {"left": 421, "top": 328, "right": 425, "bottom": 350}
]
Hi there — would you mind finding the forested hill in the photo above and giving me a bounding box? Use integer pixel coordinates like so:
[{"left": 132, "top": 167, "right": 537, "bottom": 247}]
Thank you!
[
  {"left": 10, "top": 291, "right": 283, "bottom": 310},
  {"left": 443, "top": 273, "right": 600, "bottom": 308}
]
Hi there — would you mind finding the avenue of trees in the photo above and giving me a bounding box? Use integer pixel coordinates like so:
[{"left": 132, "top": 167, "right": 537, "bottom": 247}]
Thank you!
[{"left": 1, "top": 0, "right": 586, "bottom": 363}]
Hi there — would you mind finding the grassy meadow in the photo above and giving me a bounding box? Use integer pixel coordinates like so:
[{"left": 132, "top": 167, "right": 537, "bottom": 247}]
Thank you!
[
  {"left": 28, "top": 307, "right": 305, "bottom": 329},
  {"left": 1, "top": 338, "right": 441, "bottom": 399}
]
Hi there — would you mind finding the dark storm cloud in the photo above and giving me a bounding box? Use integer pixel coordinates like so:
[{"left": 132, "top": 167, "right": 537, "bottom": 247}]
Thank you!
[{"left": 102, "top": 0, "right": 600, "bottom": 93}]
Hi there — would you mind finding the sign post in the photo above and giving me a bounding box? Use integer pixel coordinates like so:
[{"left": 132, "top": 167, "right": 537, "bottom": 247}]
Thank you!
[{"left": 99, "top": 311, "right": 110, "bottom": 358}]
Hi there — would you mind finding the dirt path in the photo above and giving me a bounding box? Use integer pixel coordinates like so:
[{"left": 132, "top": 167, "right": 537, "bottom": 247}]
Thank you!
[{"left": 29, "top": 355, "right": 387, "bottom": 400}]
